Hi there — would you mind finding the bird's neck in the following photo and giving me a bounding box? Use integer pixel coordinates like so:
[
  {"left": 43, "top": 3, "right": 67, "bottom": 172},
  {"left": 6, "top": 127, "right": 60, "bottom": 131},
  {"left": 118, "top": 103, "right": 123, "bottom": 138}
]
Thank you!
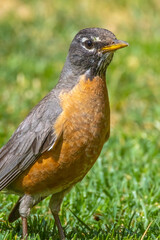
[
  {"left": 56, "top": 56, "right": 108, "bottom": 90},
  {"left": 56, "top": 56, "right": 80, "bottom": 90}
]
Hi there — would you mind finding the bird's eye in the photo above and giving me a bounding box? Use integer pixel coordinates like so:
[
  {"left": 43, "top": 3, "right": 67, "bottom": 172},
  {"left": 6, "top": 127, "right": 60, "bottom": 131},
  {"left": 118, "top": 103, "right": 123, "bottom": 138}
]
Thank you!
[{"left": 84, "top": 40, "right": 94, "bottom": 49}]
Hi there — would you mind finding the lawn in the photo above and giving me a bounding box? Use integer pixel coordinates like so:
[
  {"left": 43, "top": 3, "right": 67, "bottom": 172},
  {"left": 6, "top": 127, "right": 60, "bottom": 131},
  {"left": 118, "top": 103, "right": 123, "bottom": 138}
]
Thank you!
[{"left": 0, "top": 0, "right": 160, "bottom": 239}]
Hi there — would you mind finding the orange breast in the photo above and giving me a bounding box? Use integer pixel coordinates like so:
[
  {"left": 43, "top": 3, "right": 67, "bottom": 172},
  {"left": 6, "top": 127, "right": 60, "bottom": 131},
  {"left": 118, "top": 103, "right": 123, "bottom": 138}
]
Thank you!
[{"left": 11, "top": 75, "right": 110, "bottom": 196}]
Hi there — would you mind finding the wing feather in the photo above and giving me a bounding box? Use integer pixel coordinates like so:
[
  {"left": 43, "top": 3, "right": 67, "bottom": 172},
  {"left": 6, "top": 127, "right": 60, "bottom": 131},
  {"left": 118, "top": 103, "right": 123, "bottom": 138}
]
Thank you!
[{"left": 0, "top": 89, "right": 62, "bottom": 190}]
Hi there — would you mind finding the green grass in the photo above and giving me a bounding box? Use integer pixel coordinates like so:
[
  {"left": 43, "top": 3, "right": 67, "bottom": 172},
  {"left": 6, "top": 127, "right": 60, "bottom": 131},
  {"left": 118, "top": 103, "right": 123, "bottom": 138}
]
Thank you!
[{"left": 0, "top": 0, "right": 160, "bottom": 239}]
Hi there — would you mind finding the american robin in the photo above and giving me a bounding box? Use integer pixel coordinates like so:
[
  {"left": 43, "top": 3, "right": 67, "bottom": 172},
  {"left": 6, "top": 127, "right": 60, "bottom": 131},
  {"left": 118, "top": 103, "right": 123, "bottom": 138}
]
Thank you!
[{"left": 0, "top": 28, "right": 128, "bottom": 239}]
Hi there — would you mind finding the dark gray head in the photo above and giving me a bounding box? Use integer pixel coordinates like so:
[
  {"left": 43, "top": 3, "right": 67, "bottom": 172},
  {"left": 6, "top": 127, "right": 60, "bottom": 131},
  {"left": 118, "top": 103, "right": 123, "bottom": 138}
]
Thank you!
[{"left": 58, "top": 28, "right": 128, "bottom": 87}]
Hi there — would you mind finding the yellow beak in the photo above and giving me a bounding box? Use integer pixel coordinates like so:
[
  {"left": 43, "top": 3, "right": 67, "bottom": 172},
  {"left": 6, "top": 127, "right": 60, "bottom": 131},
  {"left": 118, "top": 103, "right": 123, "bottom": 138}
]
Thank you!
[{"left": 101, "top": 40, "right": 129, "bottom": 52}]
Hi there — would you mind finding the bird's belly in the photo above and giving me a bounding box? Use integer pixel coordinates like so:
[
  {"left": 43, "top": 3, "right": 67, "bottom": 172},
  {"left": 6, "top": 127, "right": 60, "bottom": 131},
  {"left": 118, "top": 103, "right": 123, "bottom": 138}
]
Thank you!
[
  {"left": 10, "top": 76, "right": 110, "bottom": 196},
  {"left": 11, "top": 120, "right": 109, "bottom": 196}
]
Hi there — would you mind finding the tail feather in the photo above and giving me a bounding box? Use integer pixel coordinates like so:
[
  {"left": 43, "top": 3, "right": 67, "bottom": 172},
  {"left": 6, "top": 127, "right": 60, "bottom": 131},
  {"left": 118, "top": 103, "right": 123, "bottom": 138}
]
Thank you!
[{"left": 8, "top": 197, "right": 22, "bottom": 223}]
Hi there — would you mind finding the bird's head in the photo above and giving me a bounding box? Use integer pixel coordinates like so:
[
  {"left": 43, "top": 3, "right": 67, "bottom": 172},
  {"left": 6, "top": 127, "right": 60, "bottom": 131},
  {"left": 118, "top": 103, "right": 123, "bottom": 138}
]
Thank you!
[{"left": 68, "top": 28, "right": 128, "bottom": 79}]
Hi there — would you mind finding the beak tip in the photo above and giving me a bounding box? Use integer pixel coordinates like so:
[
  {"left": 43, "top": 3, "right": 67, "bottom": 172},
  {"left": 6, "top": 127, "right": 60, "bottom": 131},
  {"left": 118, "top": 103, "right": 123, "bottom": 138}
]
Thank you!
[
  {"left": 125, "top": 41, "right": 129, "bottom": 47},
  {"left": 118, "top": 40, "right": 129, "bottom": 48}
]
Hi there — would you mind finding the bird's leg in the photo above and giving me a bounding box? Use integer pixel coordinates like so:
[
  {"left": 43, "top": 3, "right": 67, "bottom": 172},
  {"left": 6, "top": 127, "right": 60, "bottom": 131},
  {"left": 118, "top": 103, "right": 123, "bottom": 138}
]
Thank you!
[
  {"left": 19, "top": 195, "right": 34, "bottom": 240},
  {"left": 53, "top": 212, "right": 65, "bottom": 240},
  {"left": 49, "top": 192, "right": 65, "bottom": 240},
  {"left": 21, "top": 217, "right": 28, "bottom": 239},
  {"left": 49, "top": 188, "right": 72, "bottom": 240}
]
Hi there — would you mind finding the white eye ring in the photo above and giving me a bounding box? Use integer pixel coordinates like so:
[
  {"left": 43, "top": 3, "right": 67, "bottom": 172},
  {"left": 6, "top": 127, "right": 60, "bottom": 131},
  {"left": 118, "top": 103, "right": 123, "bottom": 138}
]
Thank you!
[
  {"left": 84, "top": 40, "right": 94, "bottom": 49},
  {"left": 81, "top": 38, "right": 95, "bottom": 51}
]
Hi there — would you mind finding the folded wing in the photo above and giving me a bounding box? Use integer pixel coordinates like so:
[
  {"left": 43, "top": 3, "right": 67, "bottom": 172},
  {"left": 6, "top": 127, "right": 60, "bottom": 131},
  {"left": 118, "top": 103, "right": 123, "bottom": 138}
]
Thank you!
[{"left": 0, "top": 90, "right": 62, "bottom": 190}]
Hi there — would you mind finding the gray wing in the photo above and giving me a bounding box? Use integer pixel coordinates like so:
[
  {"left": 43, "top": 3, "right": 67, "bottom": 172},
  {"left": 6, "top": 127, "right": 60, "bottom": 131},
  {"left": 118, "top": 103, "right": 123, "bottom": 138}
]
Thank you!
[{"left": 0, "top": 89, "right": 62, "bottom": 190}]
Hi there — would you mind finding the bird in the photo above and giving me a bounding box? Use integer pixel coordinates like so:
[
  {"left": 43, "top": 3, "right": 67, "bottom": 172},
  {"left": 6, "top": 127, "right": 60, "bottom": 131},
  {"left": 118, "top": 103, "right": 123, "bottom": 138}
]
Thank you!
[{"left": 0, "top": 27, "right": 128, "bottom": 239}]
